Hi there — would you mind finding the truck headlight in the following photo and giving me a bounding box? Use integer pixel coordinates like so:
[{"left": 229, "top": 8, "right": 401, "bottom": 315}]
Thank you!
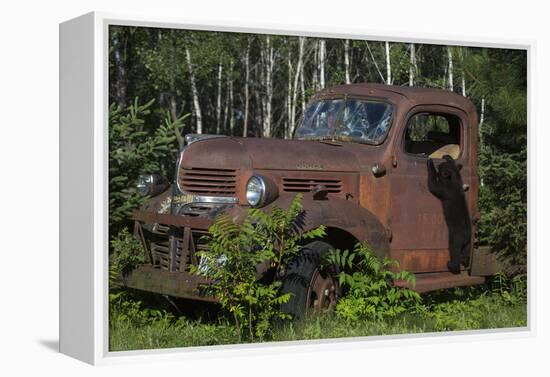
[
  {"left": 137, "top": 174, "right": 169, "bottom": 197},
  {"left": 246, "top": 175, "right": 278, "bottom": 207},
  {"left": 246, "top": 176, "right": 265, "bottom": 207}
]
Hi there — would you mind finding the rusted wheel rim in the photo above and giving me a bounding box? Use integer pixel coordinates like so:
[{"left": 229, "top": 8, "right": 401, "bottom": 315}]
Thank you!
[{"left": 307, "top": 270, "right": 338, "bottom": 313}]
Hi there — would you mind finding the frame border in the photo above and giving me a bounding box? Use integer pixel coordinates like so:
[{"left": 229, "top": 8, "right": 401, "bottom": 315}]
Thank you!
[{"left": 59, "top": 11, "right": 534, "bottom": 365}]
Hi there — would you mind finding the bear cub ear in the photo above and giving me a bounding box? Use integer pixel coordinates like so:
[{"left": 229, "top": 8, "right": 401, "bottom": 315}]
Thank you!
[{"left": 456, "top": 163, "right": 463, "bottom": 171}]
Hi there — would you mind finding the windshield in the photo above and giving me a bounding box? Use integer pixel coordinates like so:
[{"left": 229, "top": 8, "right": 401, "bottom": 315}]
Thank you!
[{"left": 295, "top": 99, "right": 394, "bottom": 144}]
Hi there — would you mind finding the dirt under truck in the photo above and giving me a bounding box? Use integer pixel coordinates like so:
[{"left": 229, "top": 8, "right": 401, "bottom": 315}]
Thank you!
[{"left": 124, "top": 83, "right": 501, "bottom": 318}]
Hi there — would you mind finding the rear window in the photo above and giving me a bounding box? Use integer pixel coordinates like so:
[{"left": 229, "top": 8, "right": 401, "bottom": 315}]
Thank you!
[{"left": 404, "top": 113, "right": 462, "bottom": 159}]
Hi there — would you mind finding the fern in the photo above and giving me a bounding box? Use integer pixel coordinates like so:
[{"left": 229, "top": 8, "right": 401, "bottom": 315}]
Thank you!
[
  {"left": 190, "top": 194, "right": 322, "bottom": 341},
  {"left": 325, "top": 243, "right": 421, "bottom": 322}
]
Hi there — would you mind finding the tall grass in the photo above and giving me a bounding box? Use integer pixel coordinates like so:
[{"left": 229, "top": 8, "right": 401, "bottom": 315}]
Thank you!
[{"left": 109, "top": 284, "right": 527, "bottom": 352}]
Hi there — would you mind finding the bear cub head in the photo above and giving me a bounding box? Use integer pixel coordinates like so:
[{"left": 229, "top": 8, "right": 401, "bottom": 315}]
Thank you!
[{"left": 434, "top": 155, "right": 464, "bottom": 191}]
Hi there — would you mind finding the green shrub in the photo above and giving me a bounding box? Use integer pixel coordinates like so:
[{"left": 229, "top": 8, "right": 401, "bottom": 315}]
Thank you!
[
  {"left": 325, "top": 243, "right": 422, "bottom": 322},
  {"left": 190, "top": 193, "right": 326, "bottom": 341},
  {"left": 110, "top": 227, "right": 145, "bottom": 283},
  {"left": 489, "top": 271, "right": 527, "bottom": 305},
  {"left": 109, "top": 98, "right": 187, "bottom": 234}
]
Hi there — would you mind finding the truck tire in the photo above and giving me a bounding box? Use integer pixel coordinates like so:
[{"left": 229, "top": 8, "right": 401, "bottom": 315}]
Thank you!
[{"left": 280, "top": 241, "right": 339, "bottom": 320}]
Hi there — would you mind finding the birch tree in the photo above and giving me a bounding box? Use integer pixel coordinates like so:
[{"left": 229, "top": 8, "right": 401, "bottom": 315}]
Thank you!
[
  {"left": 312, "top": 40, "right": 318, "bottom": 90},
  {"left": 409, "top": 43, "right": 416, "bottom": 86},
  {"left": 479, "top": 97, "right": 485, "bottom": 143},
  {"left": 185, "top": 46, "right": 203, "bottom": 134},
  {"left": 385, "top": 41, "right": 392, "bottom": 85},
  {"left": 459, "top": 47, "right": 467, "bottom": 96},
  {"left": 286, "top": 47, "right": 293, "bottom": 139},
  {"left": 216, "top": 60, "right": 223, "bottom": 134},
  {"left": 228, "top": 58, "right": 235, "bottom": 135},
  {"left": 243, "top": 38, "right": 250, "bottom": 137},
  {"left": 344, "top": 39, "right": 351, "bottom": 84},
  {"left": 319, "top": 39, "right": 326, "bottom": 88},
  {"left": 447, "top": 47, "right": 454, "bottom": 91},
  {"left": 261, "top": 36, "right": 275, "bottom": 137},
  {"left": 300, "top": 43, "right": 306, "bottom": 113}
]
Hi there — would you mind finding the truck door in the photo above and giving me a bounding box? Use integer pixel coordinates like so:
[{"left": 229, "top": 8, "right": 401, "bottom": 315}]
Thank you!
[{"left": 389, "top": 106, "right": 472, "bottom": 273}]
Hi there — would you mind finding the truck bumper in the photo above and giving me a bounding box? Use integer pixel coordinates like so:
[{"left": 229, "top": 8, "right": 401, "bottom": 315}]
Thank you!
[
  {"left": 133, "top": 209, "right": 213, "bottom": 230},
  {"left": 124, "top": 265, "right": 217, "bottom": 302},
  {"left": 125, "top": 210, "right": 217, "bottom": 302}
]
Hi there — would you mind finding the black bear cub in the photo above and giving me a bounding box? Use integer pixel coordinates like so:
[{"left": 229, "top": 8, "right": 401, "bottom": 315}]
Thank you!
[{"left": 427, "top": 155, "right": 471, "bottom": 274}]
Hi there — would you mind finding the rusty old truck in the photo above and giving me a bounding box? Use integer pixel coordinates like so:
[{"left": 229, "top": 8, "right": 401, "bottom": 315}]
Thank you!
[{"left": 125, "top": 83, "right": 499, "bottom": 317}]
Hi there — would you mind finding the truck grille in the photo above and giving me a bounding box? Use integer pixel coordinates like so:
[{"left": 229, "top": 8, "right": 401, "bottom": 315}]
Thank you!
[
  {"left": 179, "top": 167, "right": 237, "bottom": 196},
  {"left": 146, "top": 225, "right": 209, "bottom": 272},
  {"left": 282, "top": 178, "right": 342, "bottom": 193},
  {"left": 178, "top": 203, "right": 224, "bottom": 216}
]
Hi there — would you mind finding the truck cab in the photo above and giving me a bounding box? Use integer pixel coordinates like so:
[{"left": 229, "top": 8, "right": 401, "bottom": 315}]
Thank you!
[{"left": 126, "top": 83, "right": 498, "bottom": 314}]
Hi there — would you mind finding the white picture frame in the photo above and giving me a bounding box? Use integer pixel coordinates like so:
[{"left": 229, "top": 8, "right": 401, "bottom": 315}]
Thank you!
[{"left": 59, "top": 11, "right": 533, "bottom": 365}]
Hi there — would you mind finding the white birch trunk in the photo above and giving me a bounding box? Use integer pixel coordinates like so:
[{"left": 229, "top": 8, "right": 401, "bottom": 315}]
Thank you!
[
  {"left": 409, "top": 43, "right": 416, "bottom": 87},
  {"left": 344, "top": 39, "right": 351, "bottom": 84},
  {"left": 300, "top": 62, "right": 306, "bottom": 114},
  {"left": 262, "top": 36, "right": 274, "bottom": 138},
  {"left": 228, "top": 58, "right": 234, "bottom": 135},
  {"left": 222, "top": 77, "right": 229, "bottom": 134},
  {"left": 479, "top": 96, "right": 485, "bottom": 186},
  {"left": 300, "top": 39, "right": 306, "bottom": 113},
  {"left": 312, "top": 41, "right": 318, "bottom": 90},
  {"left": 243, "top": 40, "right": 250, "bottom": 137},
  {"left": 460, "top": 48, "right": 467, "bottom": 96},
  {"left": 385, "top": 41, "right": 392, "bottom": 85},
  {"left": 216, "top": 61, "right": 223, "bottom": 134},
  {"left": 260, "top": 47, "right": 266, "bottom": 136},
  {"left": 319, "top": 39, "right": 326, "bottom": 89},
  {"left": 266, "top": 36, "right": 274, "bottom": 138},
  {"left": 447, "top": 47, "right": 454, "bottom": 91},
  {"left": 185, "top": 47, "right": 202, "bottom": 134},
  {"left": 286, "top": 49, "right": 293, "bottom": 139},
  {"left": 479, "top": 97, "right": 485, "bottom": 142}
]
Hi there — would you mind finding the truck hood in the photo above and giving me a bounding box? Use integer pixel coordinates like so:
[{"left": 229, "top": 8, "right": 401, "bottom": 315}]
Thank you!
[{"left": 179, "top": 136, "right": 364, "bottom": 172}]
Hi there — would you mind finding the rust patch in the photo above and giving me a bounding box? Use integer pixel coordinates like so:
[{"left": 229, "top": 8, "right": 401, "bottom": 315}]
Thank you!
[{"left": 391, "top": 249, "right": 452, "bottom": 273}]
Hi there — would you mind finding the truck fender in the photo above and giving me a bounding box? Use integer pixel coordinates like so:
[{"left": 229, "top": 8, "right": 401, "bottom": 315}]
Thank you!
[{"left": 266, "top": 194, "right": 391, "bottom": 260}]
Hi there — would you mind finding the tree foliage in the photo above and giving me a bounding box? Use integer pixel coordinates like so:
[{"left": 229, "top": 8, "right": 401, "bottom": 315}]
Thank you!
[
  {"left": 463, "top": 49, "right": 527, "bottom": 269},
  {"left": 109, "top": 98, "right": 187, "bottom": 233}
]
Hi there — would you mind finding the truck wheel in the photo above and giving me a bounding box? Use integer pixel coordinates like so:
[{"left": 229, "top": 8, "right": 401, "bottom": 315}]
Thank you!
[{"left": 280, "top": 241, "right": 339, "bottom": 320}]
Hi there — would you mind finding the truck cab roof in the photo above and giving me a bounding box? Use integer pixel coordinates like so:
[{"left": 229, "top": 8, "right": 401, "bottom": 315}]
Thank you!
[{"left": 311, "top": 83, "right": 478, "bottom": 118}]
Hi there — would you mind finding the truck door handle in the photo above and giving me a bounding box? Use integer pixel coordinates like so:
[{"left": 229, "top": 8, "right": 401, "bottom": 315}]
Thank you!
[{"left": 391, "top": 155, "right": 398, "bottom": 168}]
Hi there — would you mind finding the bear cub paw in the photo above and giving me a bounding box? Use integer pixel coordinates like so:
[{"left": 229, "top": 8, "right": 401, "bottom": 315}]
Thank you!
[{"left": 447, "top": 261, "right": 461, "bottom": 274}]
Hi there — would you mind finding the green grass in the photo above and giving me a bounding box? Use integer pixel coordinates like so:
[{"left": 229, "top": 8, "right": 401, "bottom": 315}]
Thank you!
[{"left": 109, "top": 285, "right": 527, "bottom": 352}]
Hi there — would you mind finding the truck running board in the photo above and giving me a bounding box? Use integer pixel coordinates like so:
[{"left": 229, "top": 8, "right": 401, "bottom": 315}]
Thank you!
[{"left": 394, "top": 271, "right": 485, "bottom": 293}]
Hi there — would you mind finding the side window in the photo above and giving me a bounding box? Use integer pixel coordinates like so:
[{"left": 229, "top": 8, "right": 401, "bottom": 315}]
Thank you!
[{"left": 404, "top": 113, "right": 462, "bottom": 159}]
